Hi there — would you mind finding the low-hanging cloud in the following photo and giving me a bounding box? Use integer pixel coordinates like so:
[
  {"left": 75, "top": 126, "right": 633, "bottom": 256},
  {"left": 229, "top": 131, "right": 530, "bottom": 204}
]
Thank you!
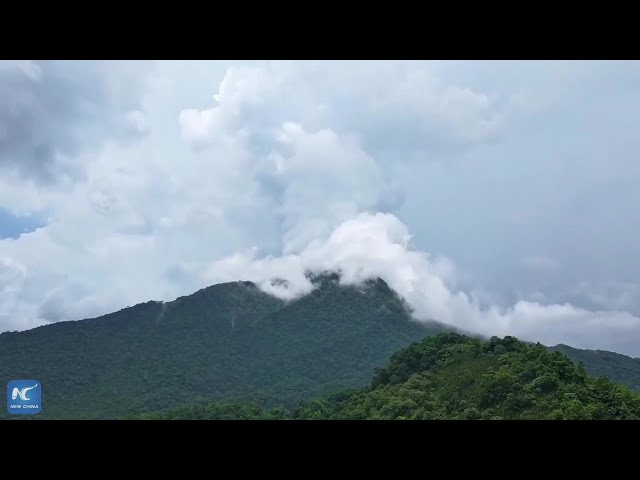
[{"left": 204, "top": 212, "right": 640, "bottom": 356}]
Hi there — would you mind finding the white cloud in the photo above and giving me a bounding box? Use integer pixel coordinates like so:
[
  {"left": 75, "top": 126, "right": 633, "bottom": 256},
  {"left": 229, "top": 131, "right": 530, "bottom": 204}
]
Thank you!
[
  {"left": 368, "top": 67, "right": 502, "bottom": 145},
  {"left": 205, "top": 212, "right": 640, "bottom": 356},
  {"left": 178, "top": 64, "right": 299, "bottom": 147},
  {"left": 266, "top": 122, "right": 394, "bottom": 253},
  {"left": 178, "top": 61, "right": 508, "bottom": 155},
  {"left": 0, "top": 92, "right": 401, "bottom": 330}
]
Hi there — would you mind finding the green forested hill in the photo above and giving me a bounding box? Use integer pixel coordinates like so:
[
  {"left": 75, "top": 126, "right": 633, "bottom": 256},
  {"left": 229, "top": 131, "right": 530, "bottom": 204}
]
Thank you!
[
  {"left": 138, "top": 333, "right": 640, "bottom": 420},
  {"left": 3, "top": 272, "right": 640, "bottom": 420},
  {"left": 0, "top": 274, "right": 447, "bottom": 419},
  {"left": 549, "top": 344, "right": 640, "bottom": 392}
]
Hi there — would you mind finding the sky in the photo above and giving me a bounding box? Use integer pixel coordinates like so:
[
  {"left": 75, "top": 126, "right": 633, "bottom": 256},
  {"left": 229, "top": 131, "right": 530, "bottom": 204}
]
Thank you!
[{"left": 2, "top": 60, "right": 640, "bottom": 355}]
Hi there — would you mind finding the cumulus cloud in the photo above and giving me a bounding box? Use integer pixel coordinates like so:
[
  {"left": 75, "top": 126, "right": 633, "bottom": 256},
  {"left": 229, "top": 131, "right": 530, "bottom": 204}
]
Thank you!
[
  {"left": 178, "top": 61, "right": 507, "bottom": 155},
  {"left": 262, "top": 122, "right": 400, "bottom": 252},
  {"left": 0, "top": 116, "right": 401, "bottom": 330}
]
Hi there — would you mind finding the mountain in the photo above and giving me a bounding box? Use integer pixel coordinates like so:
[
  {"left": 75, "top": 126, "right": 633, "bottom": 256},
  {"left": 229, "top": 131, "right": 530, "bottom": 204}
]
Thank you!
[
  {"left": 4, "top": 272, "right": 640, "bottom": 420},
  {"left": 0, "top": 274, "right": 447, "bottom": 419},
  {"left": 549, "top": 344, "right": 640, "bottom": 392},
  {"left": 136, "top": 333, "right": 640, "bottom": 420}
]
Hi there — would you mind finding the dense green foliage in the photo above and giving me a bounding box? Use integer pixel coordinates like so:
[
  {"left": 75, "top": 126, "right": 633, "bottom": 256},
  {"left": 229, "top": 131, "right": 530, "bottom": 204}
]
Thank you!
[
  {"left": 4, "top": 272, "right": 640, "bottom": 420},
  {"left": 0, "top": 275, "right": 446, "bottom": 419},
  {"left": 550, "top": 344, "right": 640, "bottom": 392},
  {"left": 134, "top": 403, "right": 284, "bottom": 420},
  {"left": 137, "top": 333, "right": 640, "bottom": 420}
]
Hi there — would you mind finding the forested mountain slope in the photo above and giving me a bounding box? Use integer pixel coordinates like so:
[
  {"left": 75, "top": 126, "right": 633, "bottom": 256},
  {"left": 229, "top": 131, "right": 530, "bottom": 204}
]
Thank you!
[
  {"left": 0, "top": 274, "right": 445, "bottom": 419},
  {"left": 138, "top": 333, "right": 640, "bottom": 420}
]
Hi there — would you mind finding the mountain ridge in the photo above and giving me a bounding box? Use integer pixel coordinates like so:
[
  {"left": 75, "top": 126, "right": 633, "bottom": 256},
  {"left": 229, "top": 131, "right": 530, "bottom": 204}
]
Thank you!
[
  {"left": 2, "top": 273, "right": 640, "bottom": 419},
  {"left": 0, "top": 274, "right": 446, "bottom": 419},
  {"left": 549, "top": 343, "right": 640, "bottom": 392}
]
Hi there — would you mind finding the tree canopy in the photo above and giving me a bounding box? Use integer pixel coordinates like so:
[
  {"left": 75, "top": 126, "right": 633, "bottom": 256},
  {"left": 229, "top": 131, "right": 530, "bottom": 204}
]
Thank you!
[{"left": 137, "top": 333, "right": 640, "bottom": 420}]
